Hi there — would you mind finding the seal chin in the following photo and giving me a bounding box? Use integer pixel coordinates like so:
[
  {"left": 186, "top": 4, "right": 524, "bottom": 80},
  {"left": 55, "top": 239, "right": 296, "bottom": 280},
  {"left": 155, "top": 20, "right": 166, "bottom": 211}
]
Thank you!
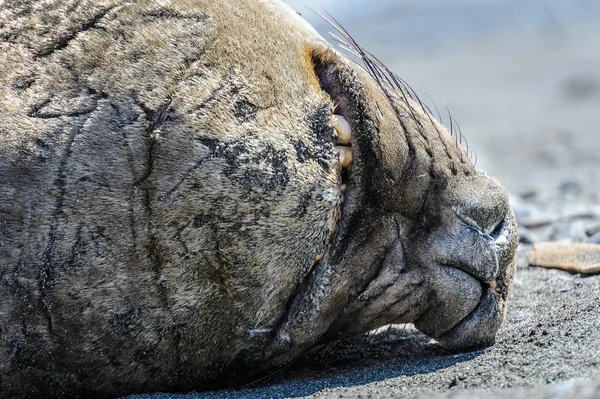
[
  {"left": 435, "top": 286, "right": 505, "bottom": 349},
  {"left": 411, "top": 260, "right": 509, "bottom": 350}
]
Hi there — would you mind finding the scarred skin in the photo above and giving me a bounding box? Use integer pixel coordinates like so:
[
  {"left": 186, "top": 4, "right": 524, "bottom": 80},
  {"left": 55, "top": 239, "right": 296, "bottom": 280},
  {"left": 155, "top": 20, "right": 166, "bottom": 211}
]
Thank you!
[{"left": 0, "top": 0, "right": 518, "bottom": 397}]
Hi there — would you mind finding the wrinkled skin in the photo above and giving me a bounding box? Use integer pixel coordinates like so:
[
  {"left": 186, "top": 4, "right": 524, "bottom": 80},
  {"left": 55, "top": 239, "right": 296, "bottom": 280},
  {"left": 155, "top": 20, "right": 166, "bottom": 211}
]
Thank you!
[{"left": 0, "top": 0, "right": 518, "bottom": 397}]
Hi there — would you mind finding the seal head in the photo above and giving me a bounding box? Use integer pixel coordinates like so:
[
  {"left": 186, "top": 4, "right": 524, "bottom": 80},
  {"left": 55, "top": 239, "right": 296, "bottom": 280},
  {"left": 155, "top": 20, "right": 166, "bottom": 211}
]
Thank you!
[{"left": 250, "top": 42, "right": 518, "bottom": 376}]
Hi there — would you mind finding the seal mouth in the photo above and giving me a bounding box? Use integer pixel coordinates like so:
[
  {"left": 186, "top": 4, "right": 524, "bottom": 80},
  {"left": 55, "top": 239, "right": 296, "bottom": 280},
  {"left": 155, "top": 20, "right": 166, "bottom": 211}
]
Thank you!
[
  {"left": 435, "top": 281, "right": 505, "bottom": 349},
  {"left": 269, "top": 54, "right": 363, "bottom": 331},
  {"left": 412, "top": 259, "right": 507, "bottom": 350},
  {"left": 303, "top": 53, "right": 364, "bottom": 274},
  {"left": 432, "top": 221, "right": 514, "bottom": 349}
]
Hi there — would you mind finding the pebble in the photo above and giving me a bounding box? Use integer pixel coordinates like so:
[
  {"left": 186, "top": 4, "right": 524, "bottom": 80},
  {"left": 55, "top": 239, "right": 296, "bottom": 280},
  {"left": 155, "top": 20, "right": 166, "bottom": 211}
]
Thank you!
[
  {"left": 562, "top": 209, "right": 599, "bottom": 221},
  {"left": 558, "top": 179, "right": 582, "bottom": 195},
  {"left": 519, "top": 213, "right": 559, "bottom": 229},
  {"left": 518, "top": 229, "right": 536, "bottom": 244},
  {"left": 562, "top": 74, "right": 600, "bottom": 100}
]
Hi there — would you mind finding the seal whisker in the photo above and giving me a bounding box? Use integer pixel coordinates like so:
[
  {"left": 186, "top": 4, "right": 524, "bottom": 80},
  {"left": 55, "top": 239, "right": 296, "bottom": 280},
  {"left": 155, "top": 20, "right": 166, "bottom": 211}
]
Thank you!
[
  {"left": 453, "top": 117, "right": 474, "bottom": 166},
  {"left": 242, "top": 357, "right": 299, "bottom": 388},
  {"left": 382, "top": 323, "right": 396, "bottom": 342},
  {"left": 443, "top": 101, "right": 456, "bottom": 143},
  {"left": 358, "top": 46, "right": 434, "bottom": 123},
  {"left": 356, "top": 330, "right": 374, "bottom": 354},
  {"left": 314, "top": 9, "right": 385, "bottom": 87},
  {"left": 317, "top": 12, "right": 434, "bottom": 155},
  {"left": 442, "top": 101, "right": 467, "bottom": 163},
  {"left": 424, "top": 91, "right": 444, "bottom": 124},
  {"left": 419, "top": 100, "right": 437, "bottom": 121},
  {"left": 317, "top": 9, "right": 476, "bottom": 170}
]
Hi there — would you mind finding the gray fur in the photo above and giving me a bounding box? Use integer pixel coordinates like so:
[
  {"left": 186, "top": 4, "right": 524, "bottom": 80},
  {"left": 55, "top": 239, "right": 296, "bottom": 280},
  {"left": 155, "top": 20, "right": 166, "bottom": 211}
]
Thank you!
[{"left": 0, "top": 0, "right": 517, "bottom": 397}]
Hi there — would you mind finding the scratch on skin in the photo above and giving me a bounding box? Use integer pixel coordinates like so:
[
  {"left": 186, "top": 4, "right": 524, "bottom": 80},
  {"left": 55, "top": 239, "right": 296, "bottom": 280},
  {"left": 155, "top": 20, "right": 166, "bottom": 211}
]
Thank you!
[
  {"left": 39, "top": 111, "right": 96, "bottom": 335},
  {"left": 35, "top": 5, "right": 118, "bottom": 58}
]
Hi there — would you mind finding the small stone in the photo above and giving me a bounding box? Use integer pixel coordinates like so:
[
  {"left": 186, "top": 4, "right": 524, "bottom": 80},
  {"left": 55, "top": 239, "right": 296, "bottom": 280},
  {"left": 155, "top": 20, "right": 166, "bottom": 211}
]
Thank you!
[
  {"left": 518, "top": 190, "right": 538, "bottom": 200},
  {"left": 562, "top": 209, "right": 599, "bottom": 221},
  {"left": 558, "top": 179, "right": 582, "bottom": 195},
  {"left": 562, "top": 74, "right": 600, "bottom": 101},
  {"left": 529, "top": 242, "right": 600, "bottom": 275},
  {"left": 518, "top": 228, "right": 537, "bottom": 244},
  {"left": 519, "top": 213, "right": 559, "bottom": 229}
]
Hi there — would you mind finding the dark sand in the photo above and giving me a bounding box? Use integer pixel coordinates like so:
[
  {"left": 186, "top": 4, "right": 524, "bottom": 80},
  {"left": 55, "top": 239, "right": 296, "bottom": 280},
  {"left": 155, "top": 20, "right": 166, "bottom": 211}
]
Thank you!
[{"left": 129, "top": 1, "right": 600, "bottom": 398}]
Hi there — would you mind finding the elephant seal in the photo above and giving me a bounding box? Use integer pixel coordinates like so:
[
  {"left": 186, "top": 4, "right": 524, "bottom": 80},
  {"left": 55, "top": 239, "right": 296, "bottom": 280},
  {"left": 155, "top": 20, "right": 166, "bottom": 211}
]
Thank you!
[{"left": 0, "top": 0, "right": 518, "bottom": 397}]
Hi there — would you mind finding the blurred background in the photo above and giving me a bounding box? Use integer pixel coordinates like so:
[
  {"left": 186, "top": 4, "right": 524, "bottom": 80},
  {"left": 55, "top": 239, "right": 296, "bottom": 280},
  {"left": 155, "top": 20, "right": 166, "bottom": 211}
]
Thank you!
[{"left": 284, "top": 0, "right": 600, "bottom": 243}]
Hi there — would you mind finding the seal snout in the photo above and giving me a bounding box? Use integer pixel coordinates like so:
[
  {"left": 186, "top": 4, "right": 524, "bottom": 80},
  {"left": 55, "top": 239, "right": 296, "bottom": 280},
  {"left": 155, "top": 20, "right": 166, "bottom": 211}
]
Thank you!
[{"left": 410, "top": 173, "right": 517, "bottom": 348}]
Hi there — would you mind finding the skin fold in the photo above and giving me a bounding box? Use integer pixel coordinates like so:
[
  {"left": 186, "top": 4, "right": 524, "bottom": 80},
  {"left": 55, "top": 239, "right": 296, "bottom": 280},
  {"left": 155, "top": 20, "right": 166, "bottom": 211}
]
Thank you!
[{"left": 0, "top": 0, "right": 518, "bottom": 397}]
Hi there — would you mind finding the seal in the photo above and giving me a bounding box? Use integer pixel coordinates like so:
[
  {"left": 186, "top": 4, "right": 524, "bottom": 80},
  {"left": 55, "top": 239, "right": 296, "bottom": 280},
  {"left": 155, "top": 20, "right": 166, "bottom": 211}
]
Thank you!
[{"left": 0, "top": 0, "right": 518, "bottom": 397}]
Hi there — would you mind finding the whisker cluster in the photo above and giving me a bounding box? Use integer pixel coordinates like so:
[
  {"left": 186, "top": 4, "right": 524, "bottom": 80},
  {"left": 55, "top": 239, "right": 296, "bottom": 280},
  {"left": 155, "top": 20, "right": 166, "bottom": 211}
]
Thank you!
[{"left": 312, "top": 9, "right": 477, "bottom": 166}]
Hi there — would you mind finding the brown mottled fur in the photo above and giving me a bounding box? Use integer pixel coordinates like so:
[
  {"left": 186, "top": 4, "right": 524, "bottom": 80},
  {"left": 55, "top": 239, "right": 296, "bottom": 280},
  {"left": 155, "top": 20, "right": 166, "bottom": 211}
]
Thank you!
[{"left": 0, "top": 0, "right": 518, "bottom": 397}]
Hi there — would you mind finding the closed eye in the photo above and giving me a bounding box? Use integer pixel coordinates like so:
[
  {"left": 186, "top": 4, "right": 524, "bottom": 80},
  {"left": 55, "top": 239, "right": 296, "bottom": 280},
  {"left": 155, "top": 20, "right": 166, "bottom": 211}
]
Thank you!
[
  {"left": 454, "top": 210, "right": 483, "bottom": 235},
  {"left": 454, "top": 209, "right": 505, "bottom": 240}
]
